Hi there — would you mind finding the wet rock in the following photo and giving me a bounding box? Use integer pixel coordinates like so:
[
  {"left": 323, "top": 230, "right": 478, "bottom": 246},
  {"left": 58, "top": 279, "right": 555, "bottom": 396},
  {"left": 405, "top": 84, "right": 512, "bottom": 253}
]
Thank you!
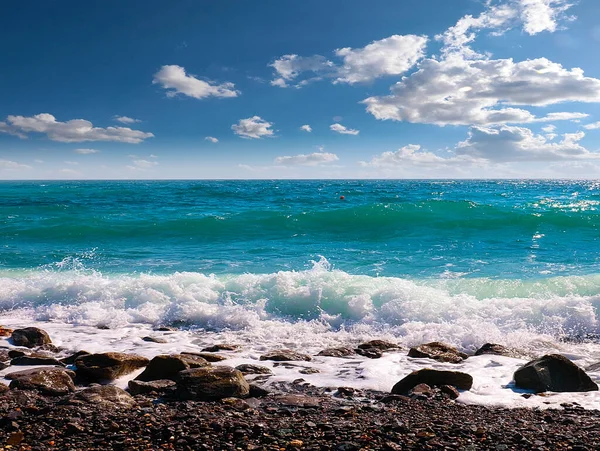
[
  {"left": 181, "top": 351, "right": 227, "bottom": 362},
  {"left": 391, "top": 368, "right": 473, "bottom": 395},
  {"left": 135, "top": 354, "right": 210, "bottom": 382},
  {"left": 235, "top": 364, "right": 273, "bottom": 375},
  {"left": 317, "top": 347, "right": 356, "bottom": 358},
  {"left": 514, "top": 354, "right": 598, "bottom": 393},
  {"left": 357, "top": 340, "right": 401, "bottom": 351},
  {"left": 176, "top": 366, "right": 250, "bottom": 401},
  {"left": 0, "top": 348, "right": 11, "bottom": 362},
  {"left": 75, "top": 352, "right": 150, "bottom": 381},
  {"left": 201, "top": 344, "right": 239, "bottom": 352},
  {"left": 8, "top": 350, "right": 27, "bottom": 359},
  {"left": 141, "top": 336, "right": 168, "bottom": 344},
  {"left": 408, "top": 342, "right": 468, "bottom": 363},
  {"left": 299, "top": 367, "right": 320, "bottom": 375},
  {"left": 272, "top": 394, "right": 321, "bottom": 407},
  {"left": 60, "top": 350, "right": 90, "bottom": 365},
  {"left": 474, "top": 343, "right": 521, "bottom": 358},
  {"left": 408, "top": 383, "right": 434, "bottom": 399},
  {"left": 259, "top": 350, "right": 312, "bottom": 362},
  {"left": 11, "top": 327, "right": 51, "bottom": 348},
  {"left": 355, "top": 347, "right": 383, "bottom": 359},
  {"left": 128, "top": 379, "right": 176, "bottom": 395},
  {"left": 7, "top": 368, "right": 75, "bottom": 396},
  {"left": 248, "top": 384, "right": 270, "bottom": 398},
  {"left": 0, "top": 326, "right": 14, "bottom": 337},
  {"left": 0, "top": 362, "right": 9, "bottom": 371},
  {"left": 11, "top": 354, "right": 65, "bottom": 366},
  {"left": 72, "top": 385, "right": 136, "bottom": 407},
  {"left": 440, "top": 384, "right": 460, "bottom": 399}
]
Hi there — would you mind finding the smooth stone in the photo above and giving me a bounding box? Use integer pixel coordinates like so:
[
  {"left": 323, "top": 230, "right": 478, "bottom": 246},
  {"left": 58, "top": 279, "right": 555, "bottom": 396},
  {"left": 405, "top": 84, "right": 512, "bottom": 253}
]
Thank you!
[
  {"left": 408, "top": 342, "right": 468, "bottom": 363},
  {"left": 75, "top": 352, "right": 150, "bottom": 381},
  {"left": 128, "top": 379, "right": 176, "bottom": 395},
  {"left": 391, "top": 368, "right": 474, "bottom": 395},
  {"left": 259, "top": 350, "right": 312, "bottom": 362},
  {"left": 474, "top": 343, "right": 522, "bottom": 358},
  {"left": 176, "top": 366, "right": 250, "bottom": 401},
  {"left": 72, "top": 385, "right": 136, "bottom": 407},
  {"left": 135, "top": 354, "right": 210, "bottom": 382},
  {"left": 357, "top": 340, "right": 401, "bottom": 351},
  {"left": 317, "top": 347, "right": 356, "bottom": 358},
  {"left": 201, "top": 344, "right": 239, "bottom": 352},
  {"left": 11, "top": 355, "right": 65, "bottom": 366},
  {"left": 181, "top": 351, "right": 227, "bottom": 362},
  {"left": 141, "top": 336, "right": 168, "bottom": 344},
  {"left": 11, "top": 327, "right": 52, "bottom": 348},
  {"left": 235, "top": 364, "right": 273, "bottom": 375},
  {"left": 60, "top": 350, "right": 91, "bottom": 365},
  {"left": 514, "top": 354, "right": 598, "bottom": 393},
  {"left": 7, "top": 368, "right": 75, "bottom": 396}
]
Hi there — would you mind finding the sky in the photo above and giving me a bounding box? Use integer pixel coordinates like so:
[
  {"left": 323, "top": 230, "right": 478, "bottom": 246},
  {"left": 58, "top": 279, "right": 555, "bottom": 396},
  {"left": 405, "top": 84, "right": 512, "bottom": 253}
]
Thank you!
[{"left": 2, "top": 0, "right": 600, "bottom": 179}]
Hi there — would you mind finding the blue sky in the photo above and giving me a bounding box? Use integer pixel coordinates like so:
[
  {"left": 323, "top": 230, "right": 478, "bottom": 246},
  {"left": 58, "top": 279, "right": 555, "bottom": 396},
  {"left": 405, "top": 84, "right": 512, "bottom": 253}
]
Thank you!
[{"left": 2, "top": 0, "right": 600, "bottom": 179}]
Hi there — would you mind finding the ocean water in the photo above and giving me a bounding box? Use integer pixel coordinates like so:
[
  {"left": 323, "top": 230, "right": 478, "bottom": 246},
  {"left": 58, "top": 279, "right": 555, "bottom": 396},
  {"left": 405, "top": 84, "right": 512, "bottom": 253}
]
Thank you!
[{"left": 2, "top": 179, "right": 600, "bottom": 408}]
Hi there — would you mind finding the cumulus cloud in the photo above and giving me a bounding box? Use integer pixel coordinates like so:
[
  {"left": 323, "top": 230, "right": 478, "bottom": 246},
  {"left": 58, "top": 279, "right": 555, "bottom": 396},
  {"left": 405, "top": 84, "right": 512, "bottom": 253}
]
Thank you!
[
  {"left": 0, "top": 113, "right": 154, "bottom": 143},
  {"left": 519, "top": 0, "right": 575, "bottom": 35},
  {"left": 153, "top": 65, "right": 239, "bottom": 99},
  {"left": 300, "top": 125, "right": 312, "bottom": 132},
  {"left": 361, "top": 144, "right": 480, "bottom": 168},
  {"left": 363, "top": 57, "right": 600, "bottom": 126},
  {"left": 330, "top": 123, "right": 359, "bottom": 135},
  {"left": 274, "top": 152, "right": 339, "bottom": 166},
  {"left": 583, "top": 122, "right": 600, "bottom": 130},
  {"left": 270, "top": 35, "right": 427, "bottom": 87},
  {"left": 205, "top": 136, "right": 219, "bottom": 143},
  {"left": 232, "top": 116, "right": 274, "bottom": 139},
  {"left": 114, "top": 116, "right": 141, "bottom": 124},
  {"left": 0, "top": 159, "right": 32, "bottom": 171},
  {"left": 455, "top": 125, "right": 596, "bottom": 161},
  {"left": 74, "top": 148, "right": 99, "bottom": 154}
]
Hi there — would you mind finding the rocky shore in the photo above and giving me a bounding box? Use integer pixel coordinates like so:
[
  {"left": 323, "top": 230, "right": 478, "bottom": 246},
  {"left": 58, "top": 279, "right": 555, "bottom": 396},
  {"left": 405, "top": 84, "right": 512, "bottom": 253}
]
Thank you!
[{"left": 0, "top": 327, "right": 598, "bottom": 450}]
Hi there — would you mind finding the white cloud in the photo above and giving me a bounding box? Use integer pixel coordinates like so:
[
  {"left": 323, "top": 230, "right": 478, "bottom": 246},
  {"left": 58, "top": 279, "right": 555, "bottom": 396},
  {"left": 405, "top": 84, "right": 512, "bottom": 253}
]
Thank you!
[
  {"left": 519, "top": 0, "right": 575, "bottom": 35},
  {"left": 330, "top": 123, "right": 359, "bottom": 135},
  {"left": 274, "top": 152, "right": 339, "bottom": 166},
  {"left": 205, "top": 136, "right": 219, "bottom": 143},
  {"left": 542, "top": 125, "right": 556, "bottom": 133},
  {"left": 363, "top": 56, "right": 600, "bottom": 126},
  {"left": 0, "top": 159, "right": 32, "bottom": 171},
  {"left": 114, "top": 116, "right": 141, "bottom": 124},
  {"left": 127, "top": 159, "right": 159, "bottom": 170},
  {"left": 232, "top": 116, "right": 274, "bottom": 139},
  {"left": 270, "top": 34, "right": 427, "bottom": 87},
  {"left": 455, "top": 125, "right": 596, "bottom": 161},
  {"left": 74, "top": 148, "right": 99, "bottom": 154},
  {"left": 583, "top": 122, "right": 600, "bottom": 130},
  {"left": 0, "top": 113, "right": 154, "bottom": 143},
  {"left": 300, "top": 125, "right": 312, "bottom": 132},
  {"left": 153, "top": 65, "right": 239, "bottom": 99},
  {"left": 361, "top": 144, "right": 480, "bottom": 168}
]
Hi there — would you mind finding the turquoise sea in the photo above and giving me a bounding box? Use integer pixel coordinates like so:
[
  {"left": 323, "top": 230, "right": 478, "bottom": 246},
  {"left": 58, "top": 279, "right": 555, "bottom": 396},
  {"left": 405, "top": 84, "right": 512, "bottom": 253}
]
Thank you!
[{"left": 1, "top": 179, "right": 600, "bottom": 344}]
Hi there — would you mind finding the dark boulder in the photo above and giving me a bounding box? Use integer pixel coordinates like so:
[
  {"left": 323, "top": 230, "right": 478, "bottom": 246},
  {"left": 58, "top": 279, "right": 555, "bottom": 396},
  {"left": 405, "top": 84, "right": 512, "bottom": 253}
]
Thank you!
[
  {"left": 355, "top": 348, "right": 383, "bottom": 359},
  {"left": 235, "top": 364, "right": 273, "bottom": 375},
  {"left": 75, "top": 352, "right": 149, "bottom": 381},
  {"left": 514, "top": 354, "right": 598, "bottom": 393},
  {"left": 72, "top": 385, "right": 136, "bottom": 407},
  {"left": 141, "top": 336, "right": 168, "bottom": 344},
  {"left": 259, "top": 350, "right": 311, "bottom": 362},
  {"left": 7, "top": 368, "right": 75, "bottom": 396},
  {"left": 60, "top": 350, "right": 90, "bottom": 365},
  {"left": 357, "top": 340, "right": 401, "bottom": 351},
  {"left": 176, "top": 366, "right": 250, "bottom": 401},
  {"left": 202, "top": 344, "right": 239, "bottom": 352},
  {"left": 317, "top": 347, "right": 356, "bottom": 358},
  {"left": 128, "top": 379, "right": 176, "bottom": 395},
  {"left": 474, "top": 343, "right": 522, "bottom": 358},
  {"left": 11, "top": 327, "right": 51, "bottom": 348},
  {"left": 392, "top": 368, "right": 473, "bottom": 395},
  {"left": 408, "top": 342, "right": 468, "bottom": 363},
  {"left": 11, "top": 355, "right": 65, "bottom": 366},
  {"left": 135, "top": 354, "right": 210, "bottom": 382},
  {"left": 181, "top": 351, "right": 226, "bottom": 362}
]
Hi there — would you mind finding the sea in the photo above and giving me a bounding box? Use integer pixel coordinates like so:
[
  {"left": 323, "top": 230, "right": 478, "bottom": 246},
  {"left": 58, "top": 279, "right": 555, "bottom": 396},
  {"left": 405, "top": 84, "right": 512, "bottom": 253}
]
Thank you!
[{"left": 2, "top": 179, "right": 600, "bottom": 408}]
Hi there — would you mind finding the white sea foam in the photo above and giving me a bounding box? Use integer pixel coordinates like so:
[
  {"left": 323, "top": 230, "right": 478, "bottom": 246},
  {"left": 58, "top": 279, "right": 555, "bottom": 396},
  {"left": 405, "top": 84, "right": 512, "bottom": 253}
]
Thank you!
[{"left": 1, "top": 258, "right": 600, "bottom": 408}]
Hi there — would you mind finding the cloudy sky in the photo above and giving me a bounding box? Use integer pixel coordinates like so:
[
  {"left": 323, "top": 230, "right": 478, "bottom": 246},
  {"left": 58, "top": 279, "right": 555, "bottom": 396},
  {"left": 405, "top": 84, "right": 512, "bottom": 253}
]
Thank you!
[{"left": 2, "top": 0, "right": 600, "bottom": 179}]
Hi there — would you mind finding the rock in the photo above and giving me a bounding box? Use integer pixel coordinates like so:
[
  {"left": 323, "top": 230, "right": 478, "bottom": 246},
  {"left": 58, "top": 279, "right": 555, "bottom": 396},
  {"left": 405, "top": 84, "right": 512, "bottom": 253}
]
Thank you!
[
  {"left": 0, "top": 362, "right": 9, "bottom": 371},
  {"left": 357, "top": 340, "right": 401, "bottom": 351},
  {"left": 474, "top": 343, "right": 521, "bottom": 358},
  {"left": 408, "top": 383, "right": 434, "bottom": 399},
  {"left": 6, "top": 432, "right": 24, "bottom": 446},
  {"left": 60, "top": 350, "right": 90, "bottom": 365},
  {"left": 317, "top": 347, "right": 356, "bottom": 357},
  {"left": 11, "top": 327, "right": 51, "bottom": 348},
  {"left": 202, "top": 344, "right": 239, "bottom": 352},
  {"left": 75, "top": 352, "right": 150, "bottom": 381},
  {"left": 11, "top": 354, "right": 65, "bottom": 366},
  {"left": 259, "top": 350, "right": 312, "bottom": 362},
  {"left": 0, "top": 349, "right": 11, "bottom": 362},
  {"left": 355, "top": 348, "right": 383, "bottom": 359},
  {"left": 128, "top": 379, "right": 176, "bottom": 395},
  {"left": 586, "top": 361, "right": 600, "bottom": 372},
  {"left": 8, "top": 350, "right": 27, "bottom": 358},
  {"left": 248, "top": 384, "right": 270, "bottom": 398},
  {"left": 235, "top": 364, "right": 273, "bottom": 375},
  {"left": 273, "top": 394, "right": 321, "bottom": 407},
  {"left": 7, "top": 368, "right": 75, "bottom": 396},
  {"left": 440, "top": 384, "right": 460, "bottom": 399},
  {"left": 181, "top": 351, "right": 226, "bottom": 362},
  {"left": 514, "top": 354, "right": 598, "bottom": 393},
  {"left": 176, "top": 366, "right": 250, "bottom": 401},
  {"left": 391, "top": 368, "right": 474, "bottom": 395},
  {"left": 72, "top": 385, "right": 136, "bottom": 407},
  {"left": 0, "top": 383, "right": 8, "bottom": 394},
  {"left": 141, "top": 336, "right": 168, "bottom": 344},
  {"left": 408, "top": 342, "right": 468, "bottom": 363},
  {"left": 299, "top": 367, "right": 320, "bottom": 374},
  {"left": 135, "top": 354, "right": 210, "bottom": 382}
]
